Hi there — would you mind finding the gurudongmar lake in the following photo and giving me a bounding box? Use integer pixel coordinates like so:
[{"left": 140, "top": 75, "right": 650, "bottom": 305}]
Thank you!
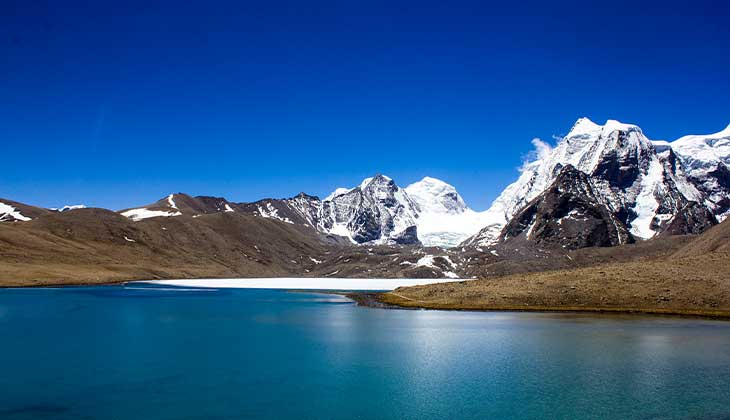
[{"left": 1, "top": 284, "right": 730, "bottom": 420}]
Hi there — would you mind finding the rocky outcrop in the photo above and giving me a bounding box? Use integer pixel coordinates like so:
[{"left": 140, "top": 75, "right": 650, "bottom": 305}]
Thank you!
[{"left": 499, "top": 166, "right": 632, "bottom": 250}]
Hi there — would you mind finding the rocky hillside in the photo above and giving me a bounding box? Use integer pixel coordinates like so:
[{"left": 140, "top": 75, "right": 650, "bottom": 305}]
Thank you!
[{"left": 497, "top": 165, "right": 633, "bottom": 250}]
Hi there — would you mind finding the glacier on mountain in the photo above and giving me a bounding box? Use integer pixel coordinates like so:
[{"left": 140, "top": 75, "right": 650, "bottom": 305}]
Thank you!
[{"left": 404, "top": 177, "right": 498, "bottom": 247}]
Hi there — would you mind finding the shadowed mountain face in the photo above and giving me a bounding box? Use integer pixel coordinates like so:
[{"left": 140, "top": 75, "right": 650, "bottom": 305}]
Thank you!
[{"left": 498, "top": 166, "right": 633, "bottom": 250}]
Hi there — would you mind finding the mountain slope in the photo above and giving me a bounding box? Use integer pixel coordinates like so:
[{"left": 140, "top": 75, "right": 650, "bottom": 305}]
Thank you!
[
  {"left": 0, "top": 208, "right": 332, "bottom": 286},
  {"left": 654, "top": 124, "right": 730, "bottom": 221},
  {"left": 673, "top": 214, "right": 730, "bottom": 258}
]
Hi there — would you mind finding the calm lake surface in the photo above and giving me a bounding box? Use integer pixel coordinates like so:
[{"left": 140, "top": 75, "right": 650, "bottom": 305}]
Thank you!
[{"left": 1, "top": 284, "right": 729, "bottom": 420}]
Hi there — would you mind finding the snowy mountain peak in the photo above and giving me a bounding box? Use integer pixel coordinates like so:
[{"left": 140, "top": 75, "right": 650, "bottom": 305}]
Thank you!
[
  {"left": 324, "top": 188, "right": 351, "bottom": 201},
  {"left": 568, "top": 117, "right": 602, "bottom": 137},
  {"left": 659, "top": 124, "right": 730, "bottom": 179},
  {"left": 405, "top": 177, "right": 467, "bottom": 214},
  {"left": 659, "top": 124, "right": 730, "bottom": 221},
  {"left": 684, "top": 123, "right": 730, "bottom": 140},
  {"left": 671, "top": 124, "right": 730, "bottom": 171},
  {"left": 358, "top": 177, "right": 374, "bottom": 190},
  {"left": 361, "top": 174, "right": 394, "bottom": 190},
  {"left": 567, "top": 118, "right": 643, "bottom": 140},
  {"left": 602, "top": 119, "right": 642, "bottom": 134}
]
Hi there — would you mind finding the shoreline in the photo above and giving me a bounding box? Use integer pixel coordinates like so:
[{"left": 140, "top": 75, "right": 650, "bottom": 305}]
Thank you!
[
  {"left": 342, "top": 291, "right": 730, "bottom": 320},
  {"left": 4, "top": 277, "right": 729, "bottom": 320}
]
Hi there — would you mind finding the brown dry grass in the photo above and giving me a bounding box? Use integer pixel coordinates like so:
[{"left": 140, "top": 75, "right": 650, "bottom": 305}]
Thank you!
[{"left": 382, "top": 250, "right": 730, "bottom": 318}]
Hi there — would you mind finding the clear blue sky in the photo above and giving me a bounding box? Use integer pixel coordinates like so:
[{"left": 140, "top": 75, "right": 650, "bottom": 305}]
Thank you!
[{"left": 2, "top": 0, "right": 729, "bottom": 210}]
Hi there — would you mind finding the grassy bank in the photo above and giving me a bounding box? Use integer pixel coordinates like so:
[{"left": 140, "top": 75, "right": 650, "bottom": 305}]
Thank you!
[{"left": 377, "top": 250, "right": 730, "bottom": 319}]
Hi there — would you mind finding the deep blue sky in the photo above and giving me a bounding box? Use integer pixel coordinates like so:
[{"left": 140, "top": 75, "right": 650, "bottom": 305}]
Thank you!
[{"left": 2, "top": 0, "right": 729, "bottom": 210}]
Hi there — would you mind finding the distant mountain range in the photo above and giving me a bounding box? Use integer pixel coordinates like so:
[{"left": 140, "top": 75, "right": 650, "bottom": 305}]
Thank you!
[{"left": 2, "top": 118, "right": 729, "bottom": 252}]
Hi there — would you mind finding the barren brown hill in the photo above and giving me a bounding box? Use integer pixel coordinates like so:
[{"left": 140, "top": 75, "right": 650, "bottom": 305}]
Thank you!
[
  {"left": 0, "top": 208, "right": 334, "bottom": 286},
  {"left": 673, "top": 217, "right": 730, "bottom": 258},
  {"left": 0, "top": 207, "right": 461, "bottom": 286}
]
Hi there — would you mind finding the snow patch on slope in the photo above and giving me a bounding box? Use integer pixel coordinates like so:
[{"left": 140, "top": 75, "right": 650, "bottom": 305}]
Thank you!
[
  {"left": 54, "top": 205, "right": 86, "bottom": 212},
  {"left": 630, "top": 158, "right": 664, "bottom": 238},
  {"left": 141, "top": 277, "right": 464, "bottom": 291},
  {"left": 121, "top": 208, "right": 182, "bottom": 221},
  {"left": 257, "top": 203, "right": 294, "bottom": 224},
  {"left": 167, "top": 194, "right": 178, "bottom": 209},
  {"left": 0, "top": 202, "right": 31, "bottom": 222}
]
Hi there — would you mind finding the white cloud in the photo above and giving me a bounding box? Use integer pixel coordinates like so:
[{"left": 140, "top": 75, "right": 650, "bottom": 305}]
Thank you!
[
  {"left": 531, "top": 138, "right": 553, "bottom": 160},
  {"left": 519, "top": 137, "right": 553, "bottom": 172}
]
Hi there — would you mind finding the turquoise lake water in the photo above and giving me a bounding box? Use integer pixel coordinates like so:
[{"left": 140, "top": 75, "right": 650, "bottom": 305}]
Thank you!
[{"left": 1, "top": 284, "right": 729, "bottom": 420}]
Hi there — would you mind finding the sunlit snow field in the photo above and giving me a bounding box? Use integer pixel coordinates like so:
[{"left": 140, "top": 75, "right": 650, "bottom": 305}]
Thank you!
[{"left": 141, "top": 277, "right": 464, "bottom": 290}]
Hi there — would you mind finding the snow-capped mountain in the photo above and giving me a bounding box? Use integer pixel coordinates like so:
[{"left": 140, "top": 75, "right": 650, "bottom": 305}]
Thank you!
[
  {"left": 322, "top": 175, "right": 421, "bottom": 244},
  {"left": 465, "top": 118, "right": 714, "bottom": 247},
  {"left": 236, "top": 175, "right": 490, "bottom": 247},
  {"left": 405, "top": 176, "right": 467, "bottom": 214},
  {"left": 232, "top": 176, "right": 422, "bottom": 245},
  {"left": 404, "top": 177, "right": 495, "bottom": 247},
  {"left": 653, "top": 124, "right": 730, "bottom": 222}
]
